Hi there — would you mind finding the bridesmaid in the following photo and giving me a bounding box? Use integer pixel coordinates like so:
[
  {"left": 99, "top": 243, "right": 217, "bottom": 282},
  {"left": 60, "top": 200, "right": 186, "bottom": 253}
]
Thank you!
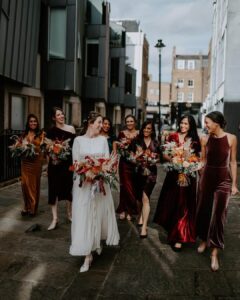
[
  {"left": 131, "top": 121, "right": 159, "bottom": 238},
  {"left": 100, "top": 117, "right": 117, "bottom": 153},
  {"left": 116, "top": 114, "right": 139, "bottom": 221},
  {"left": 196, "top": 111, "right": 238, "bottom": 271},
  {"left": 20, "top": 114, "right": 45, "bottom": 216},
  {"left": 153, "top": 115, "right": 201, "bottom": 251},
  {"left": 47, "top": 107, "right": 76, "bottom": 230}
]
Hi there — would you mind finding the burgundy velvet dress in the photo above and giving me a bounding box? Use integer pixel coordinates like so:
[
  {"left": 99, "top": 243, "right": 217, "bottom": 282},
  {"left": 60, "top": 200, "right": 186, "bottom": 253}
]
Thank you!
[
  {"left": 116, "top": 131, "right": 139, "bottom": 216},
  {"left": 131, "top": 138, "right": 159, "bottom": 201},
  {"left": 196, "top": 135, "right": 231, "bottom": 249},
  {"left": 47, "top": 127, "right": 76, "bottom": 205},
  {"left": 153, "top": 133, "right": 200, "bottom": 244}
]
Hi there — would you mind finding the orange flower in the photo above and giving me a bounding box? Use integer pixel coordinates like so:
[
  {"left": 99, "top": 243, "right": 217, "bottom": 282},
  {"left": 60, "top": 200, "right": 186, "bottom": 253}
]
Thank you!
[
  {"left": 188, "top": 155, "right": 199, "bottom": 163},
  {"left": 53, "top": 144, "right": 61, "bottom": 154}
]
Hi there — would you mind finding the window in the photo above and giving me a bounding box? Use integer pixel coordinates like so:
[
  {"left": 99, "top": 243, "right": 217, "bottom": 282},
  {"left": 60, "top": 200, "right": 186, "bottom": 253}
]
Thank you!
[
  {"left": 187, "top": 60, "right": 195, "bottom": 70},
  {"left": 177, "top": 60, "right": 185, "bottom": 69},
  {"left": 125, "top": 72, "right": 132, "bottom": 94},
  {"left": 177, "top": 92, "right": 184, "bottom": 102},
  {"left": 155, "top": 89, "right": 159, "bottom": 96},
  {"left": 49, "top": 8, "right": 67, "bottom": 59},
  {"left": 10, "top": 95, "right": 27, "bottom": 130},
  {"left": 177, "top": 79, "right": 184, "bottom": 88},
  {"left": 110, "top": 58, "right": 119, "bottom": 87},
  {"left": 187, "top": 92, "right": 194, "bottom": 102},
  {"left": 86, "top": 40, "right": 99, "bottom": 76},
  {"left": 188, "top": 80, "right": 194, "bottom": 87},
  {"left": 150, "top": 89, "right": 154, "bottom": 95}
]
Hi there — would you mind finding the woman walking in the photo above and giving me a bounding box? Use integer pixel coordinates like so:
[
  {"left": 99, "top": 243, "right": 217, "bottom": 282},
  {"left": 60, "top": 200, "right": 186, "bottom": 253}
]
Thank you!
[
  {"left": 196, "top": 111, "right": 238, "bottom": 271},
  {"left": 70, "top": 111, "right": 119, "bottom": 272},
  {"left": 20, "top": 114, "right": 45, "bottom": 216},
  {"left": 100, "top": 117, "right": 117, "bottom": 153},
  {"left": 116, "top": 114, "right": 139, "bottom": 221},
  {"left": 153, "top": 115, "right": 201, "bottom": 251},
  {"left": 46, "top": 107, "right": 76, "bottom": 230},
  {"left": 131, "top": 121, "right": 159, "bottom": 238}
]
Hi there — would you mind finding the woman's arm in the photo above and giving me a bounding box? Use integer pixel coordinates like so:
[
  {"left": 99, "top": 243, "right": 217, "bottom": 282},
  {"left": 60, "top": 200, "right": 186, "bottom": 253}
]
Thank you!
[
  {"left": 72, "top": 138, "right": 79, "bottom": 162},
  {"left": 229, "top": 134, "right": 239, "bottom": 195}
]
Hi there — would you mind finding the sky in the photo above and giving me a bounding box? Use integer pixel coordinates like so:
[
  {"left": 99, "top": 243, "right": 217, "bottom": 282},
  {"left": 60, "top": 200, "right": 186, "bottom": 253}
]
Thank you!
[{"left": 109, "top": 0, "right": 213, "bottom": 82}]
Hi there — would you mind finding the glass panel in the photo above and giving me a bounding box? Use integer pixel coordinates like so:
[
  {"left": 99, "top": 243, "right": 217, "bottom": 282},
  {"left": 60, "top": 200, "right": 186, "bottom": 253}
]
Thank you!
[
  {"left": 125, "top": 72, "right": 132, "bottom": 94},
  {"left": 86, "top": 41, "right": 99, "bottom": 76},
  {"left": 11, "top": 95, "right": 26, "bottom": 130},
  {"left": 49, "top": 8, "right": 67, "bottom": 59},
  {"left": 110, "top": 58, "right": 119, "bottom": 87}
]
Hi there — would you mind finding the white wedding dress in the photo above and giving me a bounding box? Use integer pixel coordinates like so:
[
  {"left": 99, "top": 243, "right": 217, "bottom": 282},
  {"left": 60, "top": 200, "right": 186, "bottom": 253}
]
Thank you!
[{"left": 69, "top": 135, "right": 120, "bottom": 256}]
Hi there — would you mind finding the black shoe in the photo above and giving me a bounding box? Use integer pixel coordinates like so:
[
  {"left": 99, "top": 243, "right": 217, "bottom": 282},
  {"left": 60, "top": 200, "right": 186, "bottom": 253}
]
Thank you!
[
  {"left": 28, "top": 213, "right": 36, "bottom": 217},
  {"left": 140, "top": 234, "right": 148, "bottom": 239},
  {"left": 21, "top": 210, "right": 29, "bottom": 216},
  {"left": 137, "top": 223, "right": 143, "bottom": 227}
]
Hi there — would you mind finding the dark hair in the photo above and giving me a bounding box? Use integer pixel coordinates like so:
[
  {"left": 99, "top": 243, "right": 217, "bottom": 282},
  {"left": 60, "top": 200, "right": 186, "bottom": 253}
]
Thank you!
[
  {"left": 177, "top": 115, "right": 200, "bottom": 152},
  {"left": 125, "top": 114, "right": 136, "bottom": 124},
  {"left": 206, "top": 111, "right": 226, "bottom": 129},
  {"left": 102, "top": 117, "right": 114, "bottom": 136},
  {"left": 24, "top": 114, "right": 40, "bottom": 136},
  {"left": 138, "top": 120, "right": 156, "bottom": 140},
  {"left": 81, "top": 111, "right": 102, "bottom": 135},
  {"left": 51, "top": 106, "right": 65, "bottom": 121}
]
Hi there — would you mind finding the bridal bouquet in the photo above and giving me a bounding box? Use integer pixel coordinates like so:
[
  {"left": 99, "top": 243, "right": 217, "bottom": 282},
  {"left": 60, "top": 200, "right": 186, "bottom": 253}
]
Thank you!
[
  {"left": 42, "top": 137, "right": 71, "bottom": 165},
  {"left": 128, "top": 146, "right": 158, "bottom": 176},
  {"left": 69, "top": 154, "right": 119, "bottom": 196},
  {"left": 115, "top": 137, "right": 132, "bottom": 158},
  {"left": 9, "top": 135, "right": 37, "bottom": 159},
  {"left": 162, "top": 139, "right": 201, "bottom": 186}
]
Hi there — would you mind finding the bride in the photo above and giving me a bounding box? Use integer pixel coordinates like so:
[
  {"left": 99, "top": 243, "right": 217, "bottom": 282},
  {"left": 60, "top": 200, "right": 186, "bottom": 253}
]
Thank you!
[{"left": 69, "top": 111, "right": 120, "bottom": 272}]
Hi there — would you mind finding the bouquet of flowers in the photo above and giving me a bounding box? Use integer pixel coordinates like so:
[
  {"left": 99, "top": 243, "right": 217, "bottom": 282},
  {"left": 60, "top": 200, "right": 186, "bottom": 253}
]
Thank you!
[
  {"left": 42, "top": 137, "right": 71, "bottom": 165},
  {"left": 9, "top": 135, "right": 37, "bottom": 159},
  {"left": 162, "top": 139, "right": 202, "bottom": 186},
  {"left": 115, "top": 137, "right": 132, "bottom": 158},
  {"left": 69, "top": 154, "right": 119, "bottom": 197},
  {"left": 128, "top": 145, "right": 158, "bottom": 176}
]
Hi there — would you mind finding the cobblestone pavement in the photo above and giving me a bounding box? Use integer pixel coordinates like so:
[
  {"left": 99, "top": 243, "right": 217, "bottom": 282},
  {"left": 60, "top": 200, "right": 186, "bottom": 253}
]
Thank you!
[{"left": 0, "top": 167, "right": 240, "bottom": 300}]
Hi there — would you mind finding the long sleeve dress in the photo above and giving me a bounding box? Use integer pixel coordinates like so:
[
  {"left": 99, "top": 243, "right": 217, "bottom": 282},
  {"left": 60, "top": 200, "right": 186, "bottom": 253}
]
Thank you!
[
  {"left": 153, "top": 132, "right": 200, "bottom": 244},
  {"left": 70, "top": 135, "right": 119, "bottom": 256}
]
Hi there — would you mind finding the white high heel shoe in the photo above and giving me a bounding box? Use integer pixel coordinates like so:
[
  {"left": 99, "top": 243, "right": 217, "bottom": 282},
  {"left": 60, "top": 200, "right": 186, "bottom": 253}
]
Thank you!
[
  {"left": 80, "top": 254, "right": 93, "bottom": 273},
  {"left": 96, "top": 246, "right": 103, "bottom": 256},
  {"left": 197, "top": 242, "right": 207, "bottom": 253},
  {"left": 47, "top": 219, "right": 58, "bottom": 231},
  {"left": 210, "top": 255, "right": 219, "bottom": 272}
]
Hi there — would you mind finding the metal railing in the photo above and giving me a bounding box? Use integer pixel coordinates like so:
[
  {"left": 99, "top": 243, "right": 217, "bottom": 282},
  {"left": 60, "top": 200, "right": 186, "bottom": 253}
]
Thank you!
[{"left": 0, "top": 129, "right": 23, "bottom": 183}]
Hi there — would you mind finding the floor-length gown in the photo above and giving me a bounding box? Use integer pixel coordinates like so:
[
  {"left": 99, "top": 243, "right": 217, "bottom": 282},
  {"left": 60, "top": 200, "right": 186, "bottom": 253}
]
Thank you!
[
  {"left": 70, "top": 135, "right": 119, "bottom": 256},
  {"left": 196, "top": 135, "right": 231, "bottom": 249},
  {"left": 116, "top": 131, "right": 139, "bottom": 216},
  {"left": 153, "top": 133, "right": 199, "bottom": 244},
  {"left": 21, "top": 132, "right": 45, "bottom": 215},
  {"left": 47, "top": 127, "right": 75, "bottom": 204}
]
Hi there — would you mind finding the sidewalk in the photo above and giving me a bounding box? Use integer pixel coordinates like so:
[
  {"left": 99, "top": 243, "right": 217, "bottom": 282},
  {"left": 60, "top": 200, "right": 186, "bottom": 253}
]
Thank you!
[{"left": 0, "top": 168, "right": 240, "bottom": 300}]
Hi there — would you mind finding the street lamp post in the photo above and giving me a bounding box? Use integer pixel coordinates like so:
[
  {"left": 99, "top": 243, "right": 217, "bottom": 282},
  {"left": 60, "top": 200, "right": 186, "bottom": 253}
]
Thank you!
[{"left": 155, "top": 39, "right": 165, "bottom": 133}]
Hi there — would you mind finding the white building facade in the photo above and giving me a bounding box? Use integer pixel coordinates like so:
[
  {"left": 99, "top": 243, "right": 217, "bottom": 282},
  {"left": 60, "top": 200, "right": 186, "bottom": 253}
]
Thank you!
[
  {"left": 113, "top": 20, "right": 149, "bottom": 123},
  {"left": 204, "top": 0, "right": 240, "bottom": 158}
]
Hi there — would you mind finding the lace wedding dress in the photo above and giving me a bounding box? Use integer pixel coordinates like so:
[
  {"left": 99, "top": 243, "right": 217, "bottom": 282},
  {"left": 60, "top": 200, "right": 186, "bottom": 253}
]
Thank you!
[{"left": 69, "top": 135, "right": 120, "bottom": 256}]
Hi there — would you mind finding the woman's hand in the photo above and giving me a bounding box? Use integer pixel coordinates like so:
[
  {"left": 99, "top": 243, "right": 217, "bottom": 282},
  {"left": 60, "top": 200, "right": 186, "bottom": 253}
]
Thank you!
[{"left": 231, "top": 185, "right": 239, "bottom": 196}]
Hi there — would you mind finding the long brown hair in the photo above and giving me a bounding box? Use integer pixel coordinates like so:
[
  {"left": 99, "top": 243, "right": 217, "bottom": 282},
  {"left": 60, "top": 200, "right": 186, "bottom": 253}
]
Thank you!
[{"left": 81, "top": 111, "right": 102, "bottom": 135}]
